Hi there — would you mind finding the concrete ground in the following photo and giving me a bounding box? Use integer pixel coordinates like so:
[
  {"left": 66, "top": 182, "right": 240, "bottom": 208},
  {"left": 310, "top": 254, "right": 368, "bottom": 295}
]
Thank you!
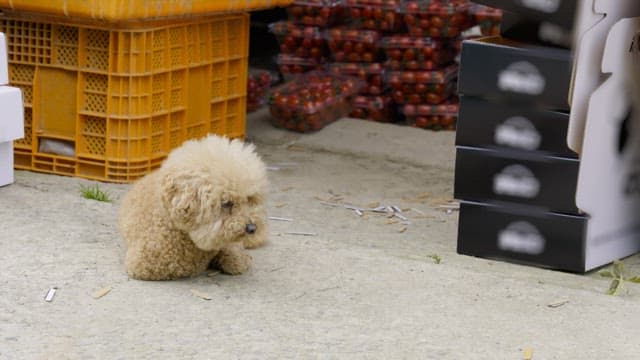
[{"left": 1, "top": 109, "right": 639, "bottom": 359}]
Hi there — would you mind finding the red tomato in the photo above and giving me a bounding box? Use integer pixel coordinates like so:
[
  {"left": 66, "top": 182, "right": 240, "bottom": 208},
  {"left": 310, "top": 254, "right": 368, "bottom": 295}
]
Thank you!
[
  {"left": 404, "top": 14, "right": 417, "bottom": 26},
  {"left": 389, "top": 74, "right": 402, "bottom": 90},
  {"left": 415, "top": 83, "right": 428, "bottom": 94},
  {"left": 403, "top": 49, "right": 416, "bottom": 61},
  {"left": 415, "top": 71, "right": 432, "bottom": 83},
  {"left": 362, "top": 52, "right": 374, "bottom": 62},
  {"left": 414, "top": 116, "right": 429, "bottom": 128},
  {"left": 347, "top": 53, "right": 361, "bottom": 62},
  {"left": 372, "top": 7, "right": 383, "bottom": 20},
  {"left": 403, "top": 104, "right": 416, "bottom": 116},
  {"left": 400, "top": 72, "right": 416, "bottom": 83},
  {"left": 408, "top": 94, "right": 422, "bottom": 104},
  {"left": 370, "top": 75, "right": 382, "bottom": 87},
  {"left": 406, "top": 60, "right": 420, "bottom": 70},
  {"left": 392, "top": 90, "right": 404, "bottom": 103},
  {"left": 426, "top": 93, "right": 442, "bottom": 104},
  {"left": 422, "top": 46, "right": 434, "bottom": 58},
  {"left": 363, "top": 19, "right": 377, "bottom": 29},
  {"left": 430, "top": 15, "right": 444, "bottom": 28}
]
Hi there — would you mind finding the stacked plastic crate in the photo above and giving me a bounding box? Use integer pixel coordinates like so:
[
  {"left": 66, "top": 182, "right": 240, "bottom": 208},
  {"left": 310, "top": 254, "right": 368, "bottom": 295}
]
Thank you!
[{"left": 0, "top": 1, "right": 290, "bottom": 183}]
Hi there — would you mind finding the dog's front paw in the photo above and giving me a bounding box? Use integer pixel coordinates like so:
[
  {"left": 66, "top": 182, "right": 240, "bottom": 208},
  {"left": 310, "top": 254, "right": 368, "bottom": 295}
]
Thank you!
[{"left": 211, "top": 243, "right": 253, "bottom": 275}]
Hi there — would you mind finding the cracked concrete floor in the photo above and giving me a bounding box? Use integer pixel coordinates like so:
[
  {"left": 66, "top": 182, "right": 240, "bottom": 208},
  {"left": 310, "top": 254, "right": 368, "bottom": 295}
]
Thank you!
[{"left": 1, "top": 112, "right": 640, "bottom": 359}]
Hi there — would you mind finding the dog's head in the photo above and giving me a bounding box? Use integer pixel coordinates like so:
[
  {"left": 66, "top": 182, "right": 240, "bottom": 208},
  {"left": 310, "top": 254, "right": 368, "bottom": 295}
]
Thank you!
[{"left": 159, "top": 136, "right": 268, "bottom": 251}]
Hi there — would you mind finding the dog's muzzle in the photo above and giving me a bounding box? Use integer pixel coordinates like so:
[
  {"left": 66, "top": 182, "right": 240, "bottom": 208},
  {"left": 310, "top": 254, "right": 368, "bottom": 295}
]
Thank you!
[{"left": 245, "top": 223, "right": 257, "bottom": 234}]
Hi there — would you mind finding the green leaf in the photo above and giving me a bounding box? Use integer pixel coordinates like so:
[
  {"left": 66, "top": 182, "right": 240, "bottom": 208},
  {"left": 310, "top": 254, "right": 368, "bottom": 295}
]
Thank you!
[
  {"left": 608, "top": 278, "right": 622, "bottom": 295},
  {"left": 599, "top": 271, "right": 614, "bottom": 278},
  {"left": 627, "top": 276, "right": 640, "bottom": 283},
  {"left": 80, "top": 184, "right": 112, "bottom": 203},
  {"left": 613, "top": 260, "right": 625, "bottom": 278},
  {"left": 427, "top": 254, "right": 441, "bottom": 264}
]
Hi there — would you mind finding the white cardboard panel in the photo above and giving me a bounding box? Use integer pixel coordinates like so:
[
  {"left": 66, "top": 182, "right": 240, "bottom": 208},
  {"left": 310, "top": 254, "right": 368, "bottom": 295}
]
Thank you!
[
  {"left": 0, "top": 33, "right": 7, "bottom": 86},
  {"left": 567, "top": 0, "right": 640, "bottom": 154},
  {"left": 576, "top": 18, "right": 640, "bottom": 269},
  {"left": 0, "top": 141, "right": 14, "bottom": 187},
  {"left": 0, "top": 86, "right": 24, "bottom": 142}
]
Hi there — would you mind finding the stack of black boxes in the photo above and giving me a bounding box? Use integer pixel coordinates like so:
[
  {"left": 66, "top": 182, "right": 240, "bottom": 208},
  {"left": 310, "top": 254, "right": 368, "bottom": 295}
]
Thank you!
[{"left": 453, "top": 0, "right": 588, "bottom": 271}]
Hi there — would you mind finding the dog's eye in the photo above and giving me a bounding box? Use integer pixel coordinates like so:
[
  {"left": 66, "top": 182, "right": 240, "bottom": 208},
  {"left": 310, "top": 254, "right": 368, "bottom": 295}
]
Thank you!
[{"left": 222, "top": 201, "right": 234, "bottom": 210}]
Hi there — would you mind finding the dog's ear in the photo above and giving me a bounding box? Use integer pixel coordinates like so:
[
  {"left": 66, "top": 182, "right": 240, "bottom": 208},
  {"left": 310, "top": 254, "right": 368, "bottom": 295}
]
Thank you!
[{"left": 160, "top": 169, "right": 218, "bottom": 229}]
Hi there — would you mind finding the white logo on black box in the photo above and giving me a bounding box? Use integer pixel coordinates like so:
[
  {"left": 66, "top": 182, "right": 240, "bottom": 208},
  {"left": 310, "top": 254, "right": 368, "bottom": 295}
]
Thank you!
[
  {"left": 498, "top": 221, "right": 546, "bottom": 255},
  {"left": 498, "top": 61, "right": 546, "bottom": 95},
  {"left": 539, "top": 22, "right": 572, "bottom": 48},
  {"left": 494, "top": 116, "right": 542, "bottom": 150},
  {"left": 518, "top": 0, "right": 561, "bottom": 13},
  {"left": 493, "top": 164, "right": 541, "bottom": 198}
]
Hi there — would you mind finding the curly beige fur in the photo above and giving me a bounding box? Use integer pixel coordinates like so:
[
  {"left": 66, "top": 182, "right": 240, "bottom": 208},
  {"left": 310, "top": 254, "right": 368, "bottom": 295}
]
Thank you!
[{"left": 119, "top": 135, "right": 268, "bottom": 280}]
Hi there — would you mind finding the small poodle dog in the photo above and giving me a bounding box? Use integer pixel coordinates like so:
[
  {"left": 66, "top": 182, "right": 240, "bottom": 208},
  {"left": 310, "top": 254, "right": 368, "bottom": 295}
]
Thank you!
[{"left": 119, "top": 135, "right": 268, "bottom": 280}]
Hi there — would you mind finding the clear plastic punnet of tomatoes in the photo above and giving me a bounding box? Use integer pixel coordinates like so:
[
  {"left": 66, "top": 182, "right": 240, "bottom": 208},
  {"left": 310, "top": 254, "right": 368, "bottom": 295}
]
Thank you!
[
  {"left": 247, "top": 69, "right": 277, "bottom": 113},
  {"left": 386, "top": 63, "right": 458, "bottom": 106},
  {"left": 286, "top": 0, "right": 348, "bottom": 27},
  {"left": 401, "top": 97, "right": 459, "bottom": 130},
  {"left": 328, "top": 62, "right": 386, "bottom": 95},
  {"left": 350, "top": 95, "right": 397, "bottom": 122},
  {"left": 268, "top": 71, "right": 365, "bottom": 133},
  {"left": 399, "top": 0, "right": 474, "bottom": 38},
  {"left": 276, "top": 54, "right": 327, "bottom": 81},
  {"left": 325, "top": 26, "right": 385, "bottom": 63},
  {"left": 269, "top": 21, "right": 329, "bottom": 61},
  {"left": 344, "top": 0, "right": 405, "bottom": 32},
  {"left": 380, "top": 35, "right": 457, "bottom": 71},
  {"left": 468, "top": 3, "right": 503, "bottom": 36}
]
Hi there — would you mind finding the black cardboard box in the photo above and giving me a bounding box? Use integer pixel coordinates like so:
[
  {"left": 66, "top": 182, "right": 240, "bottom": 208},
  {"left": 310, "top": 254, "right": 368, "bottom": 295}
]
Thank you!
[
  {"left": 458, "top": 37, "right": 572, "bottom": 111},
  {"left": 456, "top": 96, "right": 577, "bottom": 158},
  {"left": 500, "top": 11, "right": 573, "bottom": 49},
  {"left": 457, "top": 201, "right": 588, "bottom": 272},
  {"left": 470, "top": 0, "right": 577, "bottom": 30},
  {"left": 454, "top": 146, "right": 580, "bottom": 214}
]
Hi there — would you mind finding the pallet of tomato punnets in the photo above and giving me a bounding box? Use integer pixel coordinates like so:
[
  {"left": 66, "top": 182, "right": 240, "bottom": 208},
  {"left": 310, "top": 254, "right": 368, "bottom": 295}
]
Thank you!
[
  {"left": 276, "top": 0, "right": 349, "bottom": 80},
  {"left": 326, "top": 0, "right": 403, "bottom": 123},
  {"left": 268, "top": 71, "right": 364, "bottom": 132}
]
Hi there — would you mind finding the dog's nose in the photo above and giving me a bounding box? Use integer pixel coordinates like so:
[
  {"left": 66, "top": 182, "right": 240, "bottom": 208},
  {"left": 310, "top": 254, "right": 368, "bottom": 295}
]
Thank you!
[{"left": 245, "top": 223, "right": 257, "bottom": 234}]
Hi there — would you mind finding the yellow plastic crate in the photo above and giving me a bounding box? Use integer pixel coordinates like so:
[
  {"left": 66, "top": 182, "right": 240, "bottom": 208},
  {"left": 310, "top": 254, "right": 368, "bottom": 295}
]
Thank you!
[
  {"left": 1, "top": 12, "right": 249, "bottom": 183},
  {"left": 0, "top": 0, "right": 293, "bottom": 22}
]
